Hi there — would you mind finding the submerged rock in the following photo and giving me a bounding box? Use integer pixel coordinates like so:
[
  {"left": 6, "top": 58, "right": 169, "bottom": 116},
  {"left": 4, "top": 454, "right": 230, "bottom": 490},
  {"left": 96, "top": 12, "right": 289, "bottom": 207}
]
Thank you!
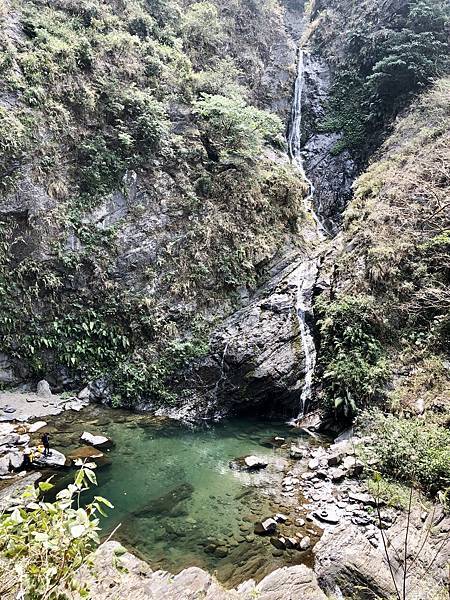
[
  {"left": 67, "top": 446, "right": 105, "bottom": 460},
  {"left": 229, "top": 455, "right": 268, "bottom": 471}
]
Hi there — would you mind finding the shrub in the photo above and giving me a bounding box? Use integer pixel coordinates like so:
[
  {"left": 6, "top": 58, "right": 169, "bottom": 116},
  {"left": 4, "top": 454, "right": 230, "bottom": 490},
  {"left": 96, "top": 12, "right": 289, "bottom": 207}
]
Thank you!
[
  {"left": 194, "top": 94, "right": 283, "bottom": 162},
  {"left": 0, "top": 462, "right": 113, "bottom": 599},
  {"left": 316, "top": 294, "right": 389, "bottom": 417},
  {"left": 362, "top": 410, "right": 450, "bottom": 497}
]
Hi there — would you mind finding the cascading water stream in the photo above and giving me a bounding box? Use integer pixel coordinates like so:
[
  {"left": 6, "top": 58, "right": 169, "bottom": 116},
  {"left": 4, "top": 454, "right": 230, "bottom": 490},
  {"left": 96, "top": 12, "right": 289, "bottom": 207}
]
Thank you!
[
  {"left": 288, "top": 48, "right": 327, "bottom": 420},
  {"left": 288, "top": 49, "right": 328, "bottom": 240}
]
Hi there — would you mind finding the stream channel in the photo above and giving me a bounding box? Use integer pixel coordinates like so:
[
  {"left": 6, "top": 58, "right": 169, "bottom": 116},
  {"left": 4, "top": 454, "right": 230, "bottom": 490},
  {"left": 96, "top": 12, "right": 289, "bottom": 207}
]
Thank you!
[{"left": 47, "top": 405, "right": 321, "bottom": 587}]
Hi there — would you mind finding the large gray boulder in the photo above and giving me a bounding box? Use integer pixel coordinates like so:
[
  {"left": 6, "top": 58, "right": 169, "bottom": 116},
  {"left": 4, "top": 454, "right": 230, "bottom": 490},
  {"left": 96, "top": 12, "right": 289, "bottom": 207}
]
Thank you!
[
  {"left": 314, "top": 507, "right": 450, "bottom": 599},
  {"left": 66, "top": 541, "right": 327, "bottom": 600}
]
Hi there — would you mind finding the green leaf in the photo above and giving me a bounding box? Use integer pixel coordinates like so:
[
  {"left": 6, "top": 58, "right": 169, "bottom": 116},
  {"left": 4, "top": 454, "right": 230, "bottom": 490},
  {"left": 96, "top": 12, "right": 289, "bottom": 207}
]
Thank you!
[
  {"left": 39, "top": 481, "right": 54, "bottom": 492},
  {"left": 94, "top": 496, "right": 114, "bottom": 509}
]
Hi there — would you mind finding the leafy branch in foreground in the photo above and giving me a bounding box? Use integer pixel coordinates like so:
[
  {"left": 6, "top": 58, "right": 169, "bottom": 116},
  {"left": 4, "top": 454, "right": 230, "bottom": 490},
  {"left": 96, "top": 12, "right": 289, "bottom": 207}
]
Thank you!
[{"left": 0, "top": 461, "right": 113, "bottom": 600}]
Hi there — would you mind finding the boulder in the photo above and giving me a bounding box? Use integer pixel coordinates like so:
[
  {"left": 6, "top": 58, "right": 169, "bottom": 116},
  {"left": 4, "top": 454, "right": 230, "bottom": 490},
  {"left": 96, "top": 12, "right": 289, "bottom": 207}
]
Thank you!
[
  {"left": 0, "top": 454, "right": 11, "bottom": 475},
  {"left": 67, "top": 446, "right": 105, "bottom": 460},
  {"left": 299, "top": 535, "right": 311, "bottom": 550},
  {"left": 80, "top": 431, "right": 113, "bottom": 449},
  {"left": 34, "top": 449, "right": 68, "bottom": 468},
  {"left": 28, "top": 421, "right": 47, "bottom": 433},
  {"left": 78, "top": 386, "right": 91, "bottom": 400},
  {"left": 36, "top": 380, "right": 52, "bottom": 397},
  {"left": 229, "top": 455, "right": 268, "bottom": 471},
  {"left": 9, "top": 451, "right": 24, "bottom": 470},
  {"left": 0, "top": 433, "right": 20, "bottom": 447},
  {"left": 308, "top": 458, "right": 319, "bottom": 470},
  {"left": 65, "top": 396, "right": 90, "bottom": 411},
  {"left": 290, "top": 444, "right": 306, "bottom": 459},
  {"left": 254, "top": 518, "right": 277, "bottom": 535},
  {"left": 0, "top": 472, "right": 42, "bottom": 511},
  {"left": 244, "top": 456, "right": 268, "bottom": 470}
]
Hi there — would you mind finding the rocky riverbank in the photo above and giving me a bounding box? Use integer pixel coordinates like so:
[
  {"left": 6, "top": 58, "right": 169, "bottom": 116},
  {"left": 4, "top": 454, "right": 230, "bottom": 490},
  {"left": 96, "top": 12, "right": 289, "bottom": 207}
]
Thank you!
[{"left": 0, "top": 388, "right": 448, "bottom": 599}]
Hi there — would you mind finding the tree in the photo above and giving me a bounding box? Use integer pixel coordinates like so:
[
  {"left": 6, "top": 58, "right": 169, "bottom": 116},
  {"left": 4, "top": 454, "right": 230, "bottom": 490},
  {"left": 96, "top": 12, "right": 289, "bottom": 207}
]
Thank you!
[
  {"left": 0, "top": 461, "right": 113, "bottom": 600},
  {"left": 194, "top": 93, "right": 283, "bottom": 163}
]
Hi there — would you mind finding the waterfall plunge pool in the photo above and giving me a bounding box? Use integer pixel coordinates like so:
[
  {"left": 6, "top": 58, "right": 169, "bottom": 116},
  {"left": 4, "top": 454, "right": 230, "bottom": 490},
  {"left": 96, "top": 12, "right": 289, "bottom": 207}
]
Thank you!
[{"left": 45, "top": 405, "right": 321, "bottom": 587}]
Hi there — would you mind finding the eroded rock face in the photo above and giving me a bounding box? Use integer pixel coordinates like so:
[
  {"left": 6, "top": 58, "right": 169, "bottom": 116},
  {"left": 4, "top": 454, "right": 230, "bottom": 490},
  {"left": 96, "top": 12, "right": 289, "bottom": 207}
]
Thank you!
[
  {"left": 301, "top": 53, "right": 357, "bottom": 234},
  {"left": 314, "top": 508, "right": 450, "bottom": 600},
  {"left": 69, "top": 541, "right": 327, "bottom": 600}
]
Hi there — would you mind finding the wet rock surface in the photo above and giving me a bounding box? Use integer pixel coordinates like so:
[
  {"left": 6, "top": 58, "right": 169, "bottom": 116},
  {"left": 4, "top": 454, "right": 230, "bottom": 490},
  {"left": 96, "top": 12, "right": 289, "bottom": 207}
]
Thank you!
[{"left": 64, "top": 541, "right": 328, "bottom": 600}]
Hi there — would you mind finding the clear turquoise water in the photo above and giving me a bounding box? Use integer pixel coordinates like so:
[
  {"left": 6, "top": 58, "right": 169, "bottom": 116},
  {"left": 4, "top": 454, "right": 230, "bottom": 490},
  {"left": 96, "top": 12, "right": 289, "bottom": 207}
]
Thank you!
[{"left": 50, "top": 407, "right": 316, "bottom": 586}]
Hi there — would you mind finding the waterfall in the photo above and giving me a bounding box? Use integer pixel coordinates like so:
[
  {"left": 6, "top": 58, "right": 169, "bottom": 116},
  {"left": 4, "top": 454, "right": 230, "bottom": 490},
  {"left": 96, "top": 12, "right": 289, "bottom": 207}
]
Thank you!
[
  {"left": 293, "top": 258, "right": 319, "bottom": 418},
  {"left": 288, "top": 49, "right": 327, "bottom": 239},
  {"left": 288, "top": 49, "right": 325, "bottom": 420}
]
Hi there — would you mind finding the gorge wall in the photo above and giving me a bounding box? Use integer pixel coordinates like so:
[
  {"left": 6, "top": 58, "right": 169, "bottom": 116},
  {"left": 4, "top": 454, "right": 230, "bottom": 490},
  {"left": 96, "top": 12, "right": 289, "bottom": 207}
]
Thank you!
[{"left": 0, "top": 0, "right": 448, "bottom": 424}]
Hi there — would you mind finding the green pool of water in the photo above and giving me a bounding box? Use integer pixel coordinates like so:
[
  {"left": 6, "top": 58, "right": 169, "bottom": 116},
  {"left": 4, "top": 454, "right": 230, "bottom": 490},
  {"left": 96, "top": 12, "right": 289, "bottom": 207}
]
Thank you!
[{"left": 50, "top": 407, "right": 316, "bottom": 586}]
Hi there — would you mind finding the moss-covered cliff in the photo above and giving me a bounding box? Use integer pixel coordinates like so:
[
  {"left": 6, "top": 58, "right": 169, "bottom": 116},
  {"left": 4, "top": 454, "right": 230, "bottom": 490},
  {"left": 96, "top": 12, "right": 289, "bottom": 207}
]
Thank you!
[
  {"left": 315, "top": 78, "right": 450, "bottom": 421},
  {"left": 0, "top": 0, "right": 312, "bottom": 407}
]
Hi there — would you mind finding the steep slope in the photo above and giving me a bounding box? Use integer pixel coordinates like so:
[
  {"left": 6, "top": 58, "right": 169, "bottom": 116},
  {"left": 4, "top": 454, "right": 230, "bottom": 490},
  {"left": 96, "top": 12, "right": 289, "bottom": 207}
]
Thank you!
[
  {"left": 0, "top": 0, "right": 316, "bottom": 413},
  {"left": 315, "top": 77, "right": 450, "bottom": 420}
]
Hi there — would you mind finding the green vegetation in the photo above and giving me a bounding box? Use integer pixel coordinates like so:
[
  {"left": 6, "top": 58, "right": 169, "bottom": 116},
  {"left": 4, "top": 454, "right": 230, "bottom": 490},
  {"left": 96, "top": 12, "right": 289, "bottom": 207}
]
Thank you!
[
  {"left": 317, "top": 79, "right": 450, "bottom": 420},
  {"left": 315, "top": 294, "right": 389, "bottom": 417},
  {"left": 195, "top": 94, "right": 283, "bottom": 162},
  {"left": 311, "top": 0, "right": 450, "bottom": 155},
  {"left": 361, "top": 410, "right": 450, "bottom": 498},
  {"left": 0, "top": 0, "right": 303, "bottom": 406},
  {"left": 0, "top": 462, "right": 111, "bottom": 599}
]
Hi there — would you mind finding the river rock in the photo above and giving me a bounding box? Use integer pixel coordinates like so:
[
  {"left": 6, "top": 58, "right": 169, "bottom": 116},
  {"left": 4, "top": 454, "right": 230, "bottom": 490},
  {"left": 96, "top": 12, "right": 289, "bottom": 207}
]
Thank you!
[
  {"left": 342, "top": 455, "right": 364, "bottom": 476},
  {"left": 285, "top": 536, "right": 299, "bottom": 549},
  {"left": 28, "top": 421, "right": 47, "bottom": 433},
  {"left": 290, "top": 444, "right": 307, "bottom": 459},
  {"left": 348, "top": 491, "right": 377, "bottom": 507},
  {"left": 34, "top": 449, "right": 68, "bottom": 467},
  {"left": 274, "top": 513, "right": 288, "bottom": 523},
  {"left": 80, "top": 431, "right": 113, "bottom": 449},
  {"left": 68, "top": 446, "right": 105, "bottom": 460},
  {"left": 254, "top": 518, "right": 277, "bottom": 535},
  {"left": 214, "top": 546, "right": 228, "bottom": 558},
  {"left": 36, "top": 380, "right": 52, "bottom": 397},
  {"left": 313, "top": 508, "right": 340, "bottom": 524},
  {"left": 308, "top": 458, "right": 319, "bottom": 470},
  {"left": 329, "top": 467, "right": 346, "bottom": 482},
  {"left": 299, "top": 535, "right": 311, "bottom": 550},
  {"left": 270, "top": 536, "right": 286, "bottom": 550},
  {"left": 229, "top": 455, "right": 268, "bottom": 471}
]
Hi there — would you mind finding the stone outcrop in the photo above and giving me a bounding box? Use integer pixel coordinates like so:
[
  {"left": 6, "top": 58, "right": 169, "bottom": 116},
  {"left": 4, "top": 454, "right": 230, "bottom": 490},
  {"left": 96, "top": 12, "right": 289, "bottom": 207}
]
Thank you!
[
  {"left": 314, "top": 505, "right": 450, "bottom": 599},
  {"left": 73, "top": 541, "right": 327, "bottom": 600}
]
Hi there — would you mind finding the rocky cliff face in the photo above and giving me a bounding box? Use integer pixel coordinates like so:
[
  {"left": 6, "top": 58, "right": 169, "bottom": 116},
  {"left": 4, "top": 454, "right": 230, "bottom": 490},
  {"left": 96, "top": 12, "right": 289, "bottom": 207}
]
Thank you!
[{"left": 0, "top": 0, "right": 319, "bottom": 414}]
